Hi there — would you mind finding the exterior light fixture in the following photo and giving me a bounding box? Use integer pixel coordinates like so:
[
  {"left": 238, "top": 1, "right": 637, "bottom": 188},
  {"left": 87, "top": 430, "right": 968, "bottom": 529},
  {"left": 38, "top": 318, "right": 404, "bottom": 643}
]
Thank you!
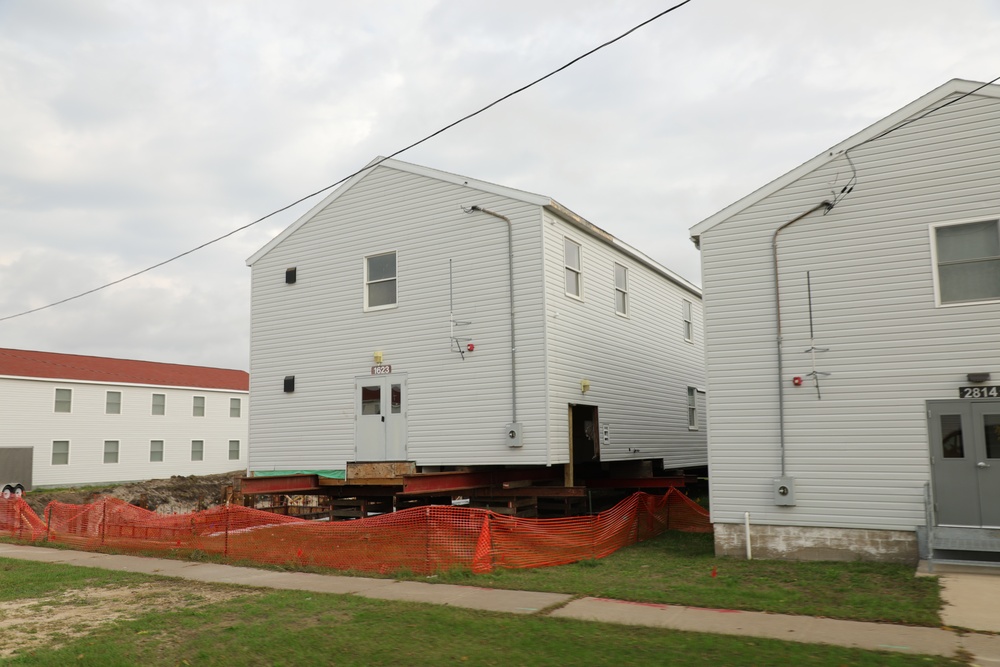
[
  {"left": 792, "top": 376, "right": 803, "bottom": 386},
  {"left": 968, "top": 372, "right": 991, "bottom": 383},
  {"left": 373, "top": 351, "right": 383, "bottom": 364},
  {"left": 580, "top": 379, "right": 591, "bottom": 394}
]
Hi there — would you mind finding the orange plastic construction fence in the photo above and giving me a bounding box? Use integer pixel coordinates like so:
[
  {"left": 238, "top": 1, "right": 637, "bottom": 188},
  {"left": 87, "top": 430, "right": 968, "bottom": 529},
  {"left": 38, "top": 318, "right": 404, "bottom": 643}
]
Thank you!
[{"left": 2, "top": 489, "right": 710, "bottom": 575}]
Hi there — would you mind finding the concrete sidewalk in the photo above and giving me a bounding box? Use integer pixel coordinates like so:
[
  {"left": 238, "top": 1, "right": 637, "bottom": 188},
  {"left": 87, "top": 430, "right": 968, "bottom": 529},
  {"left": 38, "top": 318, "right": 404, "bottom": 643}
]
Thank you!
[{"left": 0, "top": 543, "right": 997, "bottom": 664}]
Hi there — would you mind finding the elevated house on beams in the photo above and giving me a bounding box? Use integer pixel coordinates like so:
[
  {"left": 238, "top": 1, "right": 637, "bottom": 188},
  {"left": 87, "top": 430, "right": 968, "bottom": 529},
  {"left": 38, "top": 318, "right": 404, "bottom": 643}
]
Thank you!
[{"left": 245, "top": 158, "right": 706, "bottom": 502}]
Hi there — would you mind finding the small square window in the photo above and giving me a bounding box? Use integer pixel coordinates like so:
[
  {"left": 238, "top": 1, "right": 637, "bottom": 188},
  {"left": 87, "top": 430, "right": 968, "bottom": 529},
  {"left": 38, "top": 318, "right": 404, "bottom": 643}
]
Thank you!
[
  {"left": 106, "top": 391, "right": 121, "bottom": 415},
  {"left": 933, "top": 219, "right": 1000, "bottom": 304},
  {"left": 150, "top": 440, "right": 164, "bottom": 463},
  {"left": 564, "top": 238, "right": 582, "bottom": 298},
  {"left": 191, "top": 440, "right": 204, "bottom": 462},
  {"left": 614, "top": 263, "right": 628, "bottom": 316},
  {"left": 104, "top": 440, "right": 119, "bottom": 464},
  {"left": 54, "top": 388, "right": 72, "bottom": 413},
  {"left": 365, "top": 252, "right": 397, "bottom": 310},
  {"left": 52, "top": 441, "right": 69, "bottom": 466},
  {"left": 193, "top": 396, "right": 205, "bottom": 417},
  {"left": 152, "top": 393, "right": 165, "bottom": 415},
  {"left": 230, "top": 398, "right": 241, "bottom": 418},
  {"left": 682, "top": 300, "right": 693, "bottom": 342},
  {"left": 229, "top": 440, "right": 240, "bottom": 461}
]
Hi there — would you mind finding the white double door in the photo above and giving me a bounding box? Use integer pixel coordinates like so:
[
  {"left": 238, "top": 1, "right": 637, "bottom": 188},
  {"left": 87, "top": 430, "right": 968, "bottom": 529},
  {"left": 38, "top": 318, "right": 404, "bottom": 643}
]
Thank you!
[{"left": 355, "top": 374, "right": 407, "bottom": 461}]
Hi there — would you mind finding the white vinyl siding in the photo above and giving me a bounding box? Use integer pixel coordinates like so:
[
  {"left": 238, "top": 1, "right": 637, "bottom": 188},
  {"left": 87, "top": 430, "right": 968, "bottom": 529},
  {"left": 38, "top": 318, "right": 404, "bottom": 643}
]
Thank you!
[
  {"left": 52, "top": 441, "right": 69, "bottom": 466},
  {"left": 932, "top": 218, "right": 1000, "bottom": 305},
  {"left": 151, "top": 393, "right": 165, "bottom": 416},
  {"left": 364, "top": 251, "right": 397, "bottom": 310},
  {"left": 150, "top": 440, "right": 164, "bottom": 463},
  {"left": 193, "top": 395, "right": 205, "bottom": 417},
  {"left": 191, "top": 440, "right": 204, "bottom": 461},
  {"left": 106, "top": 391, "right": 121, "bottom": 415},
  {"left": 103, "top": 440, "right": 119, "bottom": 464},
  {"left": 54, "top": 388, "right": 71, "bottom": 413},
  {"left": 246, "top": 160, "right": 703, "bottom": 472},
  {"left": 697, "top": 89, "right": 1000, "bottom": 532},
  {"left": 614, "top": 263, "right": 628, "bottom": 316},
  {"left": 564, "top": 238, "right": 582, "bottom": 298}
]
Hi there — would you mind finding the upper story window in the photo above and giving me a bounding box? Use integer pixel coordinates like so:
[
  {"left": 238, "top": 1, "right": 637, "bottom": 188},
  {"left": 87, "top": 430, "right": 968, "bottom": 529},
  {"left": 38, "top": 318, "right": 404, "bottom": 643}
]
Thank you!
[
  {"left": 152, "top": 393, "right": 166, "bottom": 416},
  {"left": 193, "top": 396, "right": 205, "bottom": 417},
  {"left": 230, "top": 398, "right": 241, "bottom": 418},
  {"left": 106, "top": 391, "right": 121, "bottom": 415},
  {"left": 682, "top": 300, "right": 693, "bottom": 342},
  {"left": 687, "top": 387, "right": 698, "bottom": 430},
  {"left": 54, "top": 388, "right": 72, "bottom": 413},
  {"left": 365, "top": 251, "right": 397, "bottom": 310},
  {"left": 614, "top": 263, "right": 629, "bottom": 316},
  {"left": 933, "top": 219, "right": 1000, "bottom": 305},
  {"left": 564, "top": 238, "right": 582, "bottom": 298}
]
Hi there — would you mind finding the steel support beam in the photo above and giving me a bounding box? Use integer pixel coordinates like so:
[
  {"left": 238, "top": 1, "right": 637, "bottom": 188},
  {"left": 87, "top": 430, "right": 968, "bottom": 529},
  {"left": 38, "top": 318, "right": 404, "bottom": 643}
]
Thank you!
[
  {"left": 583, "top": 477, "right": 685, "bottom": 489},
  {"left": 241, "top": 475, "right": 321, "bottom": 495}
]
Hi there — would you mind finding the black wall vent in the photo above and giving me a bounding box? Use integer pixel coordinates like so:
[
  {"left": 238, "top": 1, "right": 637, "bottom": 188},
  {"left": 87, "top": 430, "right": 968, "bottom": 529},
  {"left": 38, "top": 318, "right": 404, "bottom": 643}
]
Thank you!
[
  {"left": 285, "top": 267, "right": 297, "bottom": 284},
  {"left": 283, "top": 376, "right": 295, "bottom": 392}
]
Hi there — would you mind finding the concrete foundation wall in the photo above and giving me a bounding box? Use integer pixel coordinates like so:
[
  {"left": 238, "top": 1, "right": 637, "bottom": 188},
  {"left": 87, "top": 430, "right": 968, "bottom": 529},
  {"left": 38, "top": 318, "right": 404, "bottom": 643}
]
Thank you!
[{"left": 714, "top": 522, "right": 919, "bottom": 564}]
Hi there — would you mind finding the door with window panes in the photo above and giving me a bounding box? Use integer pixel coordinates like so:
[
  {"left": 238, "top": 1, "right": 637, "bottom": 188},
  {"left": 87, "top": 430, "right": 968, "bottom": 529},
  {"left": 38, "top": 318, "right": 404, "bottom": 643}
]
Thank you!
[
  {"left": 928, "top": 400, "right": 1000, "bottom": 527},
  {"left": 355, "top": 375, "right": 407, "bottom": 461}
]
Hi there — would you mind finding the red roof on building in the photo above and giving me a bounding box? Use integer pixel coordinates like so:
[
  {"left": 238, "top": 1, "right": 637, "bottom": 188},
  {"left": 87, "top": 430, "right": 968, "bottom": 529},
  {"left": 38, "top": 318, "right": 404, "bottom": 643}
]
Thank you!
[{"left": 0, "top": 348, "right": 248, "bottom": 391}]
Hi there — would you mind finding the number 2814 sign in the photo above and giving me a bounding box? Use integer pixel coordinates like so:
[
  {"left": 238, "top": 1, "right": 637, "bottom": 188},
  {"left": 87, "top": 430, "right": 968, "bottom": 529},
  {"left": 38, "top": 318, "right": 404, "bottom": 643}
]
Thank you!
[{"left": 959, "top": 386, "right": 1000, "bottom": 399}]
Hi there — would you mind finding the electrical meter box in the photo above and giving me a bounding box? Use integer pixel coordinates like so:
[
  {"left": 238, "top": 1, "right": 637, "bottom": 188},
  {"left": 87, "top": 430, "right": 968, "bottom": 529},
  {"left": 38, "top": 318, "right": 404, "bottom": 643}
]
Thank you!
[
  {"left": 505, "top": 423, "right": 523, "bottom": 448},
  {"left": 773, "top": 476, "right": 796, "bottom": 506}
]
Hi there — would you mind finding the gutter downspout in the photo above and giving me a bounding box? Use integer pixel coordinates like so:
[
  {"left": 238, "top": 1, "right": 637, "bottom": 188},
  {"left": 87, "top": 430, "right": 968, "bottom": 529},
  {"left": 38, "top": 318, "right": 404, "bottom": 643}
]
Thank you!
[
  {"left": 772, "top": 201, "right": 833, "bottom": 476},
  {"left": 468, "top": 206, "right": 517, "bottom": 424}
]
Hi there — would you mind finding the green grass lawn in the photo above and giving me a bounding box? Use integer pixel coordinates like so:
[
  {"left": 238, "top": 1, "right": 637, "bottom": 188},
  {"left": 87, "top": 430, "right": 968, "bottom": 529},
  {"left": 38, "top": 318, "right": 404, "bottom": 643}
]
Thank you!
[
  {"left": 422, "top": 531, "right": 942, "bottom": 626},
  {"left": 0, "top": 559, "right": 960, "bottom": 667}
]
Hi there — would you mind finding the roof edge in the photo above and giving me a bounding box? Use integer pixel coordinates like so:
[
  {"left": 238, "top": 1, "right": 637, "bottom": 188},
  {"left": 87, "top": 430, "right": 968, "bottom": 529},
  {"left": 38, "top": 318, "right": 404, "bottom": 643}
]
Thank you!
[{"left": 689, "top": 78, "right": 999, "bottom": 243}]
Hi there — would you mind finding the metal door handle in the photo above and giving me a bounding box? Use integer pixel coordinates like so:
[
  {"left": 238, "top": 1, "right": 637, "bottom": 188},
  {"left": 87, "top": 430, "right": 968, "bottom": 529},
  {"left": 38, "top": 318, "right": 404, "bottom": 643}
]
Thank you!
[{"left": 977, "top": 462, "right": 991, "bottom": 469}]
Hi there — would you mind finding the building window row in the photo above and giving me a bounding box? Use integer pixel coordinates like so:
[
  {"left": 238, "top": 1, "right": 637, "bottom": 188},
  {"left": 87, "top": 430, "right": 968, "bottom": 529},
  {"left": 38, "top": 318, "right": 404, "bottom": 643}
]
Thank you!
[
  {"left": 53, "top": 389, "right": 242, "bottom": 418},
  {"left": 51, "top": 439, "right": 241, "bottom": 465}
]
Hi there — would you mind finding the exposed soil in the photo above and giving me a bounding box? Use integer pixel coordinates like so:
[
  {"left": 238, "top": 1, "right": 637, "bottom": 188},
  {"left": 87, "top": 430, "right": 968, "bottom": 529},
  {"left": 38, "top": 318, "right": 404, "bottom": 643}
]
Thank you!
[
  {"left": 0, "top": 582, "right": 256, "bottom": 659},
  {"left": 23, "top": 471, "right": 245, "bottom": 516}
]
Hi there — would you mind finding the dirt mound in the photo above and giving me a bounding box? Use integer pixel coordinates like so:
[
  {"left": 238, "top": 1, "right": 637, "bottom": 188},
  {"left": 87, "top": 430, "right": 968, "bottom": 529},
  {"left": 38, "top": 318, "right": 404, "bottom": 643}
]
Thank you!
[{"left": 24, "top": 471, "right": 244, "bottom": 515}]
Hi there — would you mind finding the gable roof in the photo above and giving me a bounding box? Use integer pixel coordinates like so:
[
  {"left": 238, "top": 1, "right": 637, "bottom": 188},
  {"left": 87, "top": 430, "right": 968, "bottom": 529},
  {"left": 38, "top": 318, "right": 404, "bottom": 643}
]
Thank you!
[
  {"left": 248, "top": 157, "right": 701, "bottom": 297},
  {"left": 689, "top": 78, "right": 1000, "bottom": 245},
  {"left": 0, "top": 348, "right": 249, "bottom": 391}
]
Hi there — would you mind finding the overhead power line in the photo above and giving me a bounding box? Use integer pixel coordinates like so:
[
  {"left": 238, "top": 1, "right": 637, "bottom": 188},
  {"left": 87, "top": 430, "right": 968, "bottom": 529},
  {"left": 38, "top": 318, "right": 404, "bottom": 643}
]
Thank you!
[{"left": 0, "top": 0, "right": 694, "bottom": 324}]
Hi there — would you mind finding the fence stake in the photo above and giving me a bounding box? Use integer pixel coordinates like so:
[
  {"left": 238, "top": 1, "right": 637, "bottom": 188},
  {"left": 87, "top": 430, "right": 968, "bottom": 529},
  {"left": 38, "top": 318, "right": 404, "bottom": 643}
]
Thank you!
[{"left": 224, "top": 504, "right": 230, "bottom": 559}]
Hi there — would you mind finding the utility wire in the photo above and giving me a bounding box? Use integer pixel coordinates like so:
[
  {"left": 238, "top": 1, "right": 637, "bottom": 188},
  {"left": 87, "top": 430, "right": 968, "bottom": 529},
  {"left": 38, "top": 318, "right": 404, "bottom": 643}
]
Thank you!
[
  {"left": 832, "top": 73, "right": 1000, "bottom": 207},
  {"left": 0, "top": 0, "right": 694, "bottom": 324}
]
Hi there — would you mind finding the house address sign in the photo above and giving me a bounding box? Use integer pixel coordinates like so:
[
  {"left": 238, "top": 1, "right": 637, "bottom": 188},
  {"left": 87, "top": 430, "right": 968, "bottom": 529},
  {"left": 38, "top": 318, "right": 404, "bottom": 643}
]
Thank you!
[
  {"left": 959, "top": 386, "right": 1000, "bottom": 399},
  {"left": 371, "top": 365, "right": 392, "bottom": 376}
]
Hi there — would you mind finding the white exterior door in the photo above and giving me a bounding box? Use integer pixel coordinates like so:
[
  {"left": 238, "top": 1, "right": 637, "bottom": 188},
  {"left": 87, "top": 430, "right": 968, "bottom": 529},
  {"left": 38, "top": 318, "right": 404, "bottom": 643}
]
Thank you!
[{"left": 354, "top": 374, "right": 407, "bottom": 461}]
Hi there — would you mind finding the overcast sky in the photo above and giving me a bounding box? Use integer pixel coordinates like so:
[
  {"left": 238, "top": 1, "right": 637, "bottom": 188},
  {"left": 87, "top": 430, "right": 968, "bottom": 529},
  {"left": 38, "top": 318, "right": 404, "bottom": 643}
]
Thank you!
[{"left": 2, "top": 0, "right": 998, "bottom": 371}]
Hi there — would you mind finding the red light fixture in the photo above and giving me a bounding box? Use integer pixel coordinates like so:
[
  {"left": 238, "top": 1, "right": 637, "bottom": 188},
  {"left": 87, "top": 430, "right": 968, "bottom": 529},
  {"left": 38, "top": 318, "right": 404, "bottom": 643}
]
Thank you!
[
  {"left": 467, "top": 343, "right": 475, "bottom": 352},
  {"left": 792, "top": 376, "right": 803, "bottom": 386}
]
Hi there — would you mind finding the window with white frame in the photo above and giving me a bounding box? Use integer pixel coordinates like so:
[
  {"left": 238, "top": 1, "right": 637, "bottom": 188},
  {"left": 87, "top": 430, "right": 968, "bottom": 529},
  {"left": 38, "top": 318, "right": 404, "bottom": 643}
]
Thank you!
[
  {"left": 230, "top": 397, "right": 241, "bottom": 418},
  {"left": 152, "top": 393, "right": 165, "bottom": 415},
  {"left": 564, "top": 238, "right": 582, "bottom": 298},
  {"left": 687, "top": 387, "right": 698, "bottom": 430},
  {"left": 150, "top": 440, "right": 164, "bottom": 463},
  {"left": 229, "top": 440, "right": 240, "bottom": 460},
  {"left": 52, "top": 441, "right": 69, "bottom": 465},
  {"left": 106, "top": 391, "right": 121, "bottom": 415},
  {"left": 682, "top": 300, "right": 693, "bottom": 342},
  {"left": 191, "top": 440, "right": 204, "bottom": 461},
  {"left": 103, "top": 440, "right": 119, "bottom": 464},
  {"left": 193, "top": 396, "right": 205, "bottom": 417},
  {"left": 365, "top": 251, "right": 397, "bottom": 309},
  {"left": 614, "top": 263, "right": 628, "bottom": 316},
  {"left": 54, "top": 388, "right": 72, "bottom": 413},
  {"left": 933, "top": 219, "right": 1000, "bottom": 304}
]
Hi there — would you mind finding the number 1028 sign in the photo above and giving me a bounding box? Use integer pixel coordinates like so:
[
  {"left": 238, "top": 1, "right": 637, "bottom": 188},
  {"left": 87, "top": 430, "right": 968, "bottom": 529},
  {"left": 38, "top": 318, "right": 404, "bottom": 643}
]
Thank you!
[{"left": 960, "top": 386, "right": 1000, "bottom": 399}]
